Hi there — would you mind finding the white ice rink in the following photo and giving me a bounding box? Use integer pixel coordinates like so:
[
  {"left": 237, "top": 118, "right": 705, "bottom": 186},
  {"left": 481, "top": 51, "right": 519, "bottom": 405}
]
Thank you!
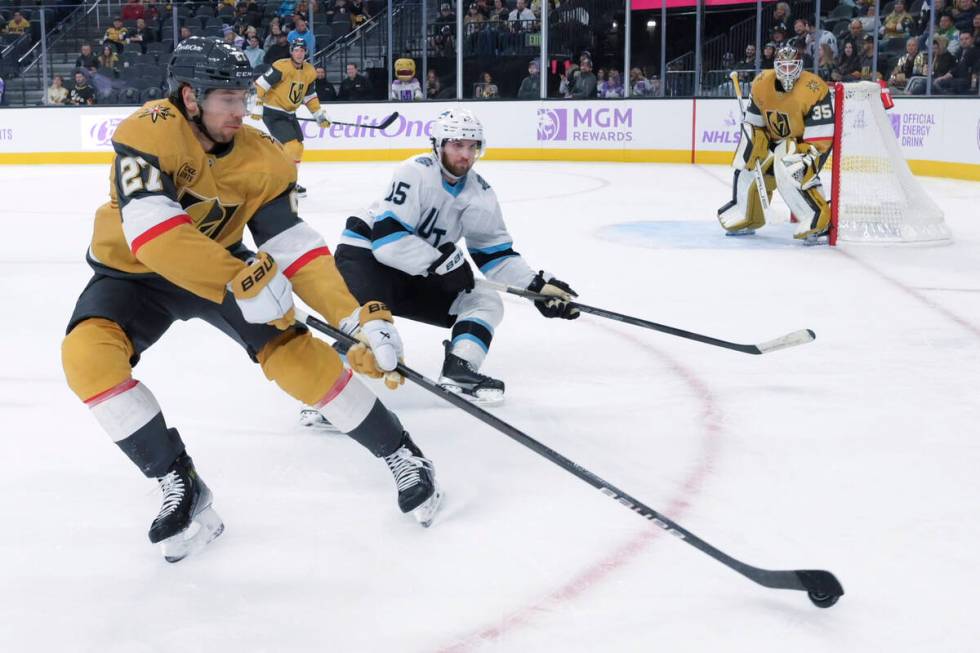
[{"left": 1, "top": 160, "right": 978, "bottom": 652}]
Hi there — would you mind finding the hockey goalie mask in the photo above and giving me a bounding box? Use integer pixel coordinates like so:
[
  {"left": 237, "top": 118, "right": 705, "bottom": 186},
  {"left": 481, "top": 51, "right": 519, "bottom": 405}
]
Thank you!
[
  {"left": 431, "top": 108, "right": 485, "bottom": 181},
  {"left": 774, "top": 45, "right": 803, "bottom": 91},
  {"left": 395, "top": 58, "right": 416, "bottom": 81}
]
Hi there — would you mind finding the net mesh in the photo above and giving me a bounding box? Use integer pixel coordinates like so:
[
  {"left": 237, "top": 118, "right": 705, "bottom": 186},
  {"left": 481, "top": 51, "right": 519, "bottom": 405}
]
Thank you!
[{"left": 833, "top": 82, "right": 949, "bottom": 244}]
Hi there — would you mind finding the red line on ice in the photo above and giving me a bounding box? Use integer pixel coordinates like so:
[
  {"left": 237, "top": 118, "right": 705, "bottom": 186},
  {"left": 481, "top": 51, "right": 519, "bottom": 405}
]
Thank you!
[{"left": 435, "top": 329, "right": 723, "bottom": 652}]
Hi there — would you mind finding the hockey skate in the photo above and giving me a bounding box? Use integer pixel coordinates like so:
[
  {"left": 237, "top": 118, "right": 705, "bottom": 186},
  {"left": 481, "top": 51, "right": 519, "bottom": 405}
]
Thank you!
[
  {"left": 299, "top": 405, "right": 339, "bottom": 432},
  {"left": 148, "top": 453, "right": 224, "bottom": 563},
  {"left": 384, "top": 433, "right": 443, "bottom": 527},
  {"left": 724, "top": 228, "right": 756, "bottom": 237},
  {"left": 295, "top": 184, "right": 307, "bottom": 198},
  {"left": 438, "top": 341, "right": 504, "bottom": 406}
]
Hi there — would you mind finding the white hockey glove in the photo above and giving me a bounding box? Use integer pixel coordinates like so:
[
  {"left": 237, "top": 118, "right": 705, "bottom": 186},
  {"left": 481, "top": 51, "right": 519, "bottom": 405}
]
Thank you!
[
  {"left": 229, "top": 252, "right": 295, "bottom": 330},
  {"left": 779, "top": 143, "right": 822, "bottom": 191},
  {"left": 312, "top": 108, "right": 331, "bottom": 128},
  {"left": 527, "top": 271, "right": 580, "bottom": 320},
  {"left": 339, "top": 301, "right": 405, "bottom": 389}
]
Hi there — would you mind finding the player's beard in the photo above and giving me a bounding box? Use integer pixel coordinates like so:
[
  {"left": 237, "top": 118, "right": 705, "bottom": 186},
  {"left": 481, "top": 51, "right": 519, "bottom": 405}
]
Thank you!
[{"left": 442, "top": 156, "right": 472, "bottom": 178}]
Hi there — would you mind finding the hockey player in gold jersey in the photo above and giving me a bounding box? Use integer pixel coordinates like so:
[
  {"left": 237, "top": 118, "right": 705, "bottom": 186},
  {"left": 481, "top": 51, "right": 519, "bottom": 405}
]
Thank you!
[
  {"left": 717, "top": 45, "right": 835, "bottom": 243},
  {"left": 60, "top": 38, "right": 441, "bottom": 563},
  {"left": 251, "top": 37, "right": 329, "bottom": 197}
]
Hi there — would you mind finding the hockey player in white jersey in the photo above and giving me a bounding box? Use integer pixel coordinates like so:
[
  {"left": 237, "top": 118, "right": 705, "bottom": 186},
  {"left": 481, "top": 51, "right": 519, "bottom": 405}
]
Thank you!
[
  {"left": 315, "top": 108, "right": 577, "bottom": 412},
  {"left": 390, "top": 58, "right": 423, "bottom": 101}
]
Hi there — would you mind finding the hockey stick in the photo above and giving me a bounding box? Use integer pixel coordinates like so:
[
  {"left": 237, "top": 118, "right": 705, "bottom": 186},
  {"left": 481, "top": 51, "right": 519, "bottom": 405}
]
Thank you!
[
  {"left": 729, "top": 71, "right": 770, "bottom": 212},
  {"left": 476, "top": 279, "right": 815, "bottom": 355},
  {"left": 296, "top": 111, "right": 400, "bottom": 130},
  {"left": 295, "top": 309, "right": 843, "bottom": 608}
]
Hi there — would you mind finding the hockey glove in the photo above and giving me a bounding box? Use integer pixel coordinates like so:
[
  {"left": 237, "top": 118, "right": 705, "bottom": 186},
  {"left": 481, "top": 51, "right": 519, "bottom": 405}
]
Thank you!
[
  {"left": 780, "top": 144, "right": 821, "bottom": 191},
  {"left": 426, "top": 243, "right": 475, "bottom": 296},
  {"left": 229, "top": 252, "right": 295, "bottom": 330},
  {"left": 528, "top": 272, "right": 580, "bottom": 320},
  {"left": 312, "top": 109, "right": 331, "bottom": 129},
  {"left": 250, "top": 103, "right": 263, "bottom": 121},
  {"left": 340, "top": 301, "right": 405, "bottom": 389}
]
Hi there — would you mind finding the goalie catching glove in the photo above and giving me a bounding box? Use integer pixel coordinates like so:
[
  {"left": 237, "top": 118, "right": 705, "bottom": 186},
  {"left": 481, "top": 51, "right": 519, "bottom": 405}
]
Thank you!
[
  {"left": 339, "top": 301, "right": 405, "bottom": 389},
  {"left": 229, "top": 252, "right": 295, "bottom": 330},
  {"left": 528, "top": 272, "right": 579, "bottom": 320}
]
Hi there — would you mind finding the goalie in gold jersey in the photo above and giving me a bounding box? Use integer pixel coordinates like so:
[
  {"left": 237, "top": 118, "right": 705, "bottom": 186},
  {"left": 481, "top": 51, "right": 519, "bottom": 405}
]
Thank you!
[
  {"left": 60, "top": 38, "right": 441, "bottom": 563},
  {"left": 251, "top": 37, "right": 330, "bottom": 197},
  {"left": 717, "top": 45, "right": 835, "bottom": 243}
]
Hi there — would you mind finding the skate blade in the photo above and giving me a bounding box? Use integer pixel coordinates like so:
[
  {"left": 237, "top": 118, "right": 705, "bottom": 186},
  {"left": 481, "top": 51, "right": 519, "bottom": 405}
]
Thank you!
[
  {"left": 799, "top": 233, "right": 829, "bottom": 246},
  {"left": 725, "top": 229, "right": 756, "bottom": 237},
  {"left": 438, "top": 382, "right": 504, "bottom": 406},
  {"left": 295, "top": 189, "right": 308, "bottom": 198},
  {"left": 412, "top": 487, "right": 443, "bottom": 528},
  {"left": 299, "top": 408, "right": 340, "bottom": 433},
  {"left": 160, "top": 506, "right": 224, "bottom": 563}
]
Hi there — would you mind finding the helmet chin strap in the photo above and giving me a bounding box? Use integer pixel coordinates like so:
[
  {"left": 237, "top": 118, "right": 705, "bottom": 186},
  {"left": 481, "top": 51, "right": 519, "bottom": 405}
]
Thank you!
[
  {"left": 433, "top": 139, "right": 465, "bottom": 183},
  {"left": 191, "top": 87, "right": 227, "bottom": 147}
]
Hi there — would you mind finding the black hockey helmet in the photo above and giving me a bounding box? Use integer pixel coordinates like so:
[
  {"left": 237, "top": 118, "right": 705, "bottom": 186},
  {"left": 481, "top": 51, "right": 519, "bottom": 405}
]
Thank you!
[{"left": 167, "top": 36, "right": 253, "bottom": 97}]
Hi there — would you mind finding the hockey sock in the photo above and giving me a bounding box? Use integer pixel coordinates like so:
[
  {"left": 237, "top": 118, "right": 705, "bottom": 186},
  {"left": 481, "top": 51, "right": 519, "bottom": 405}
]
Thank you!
[
  {"left": 85, "top": 379, "right": 185, "bottom": 478},
  {"left": 313, "top": 370, "right": 404, "bottom": 457},
  {"left": 449, "top": 317, "right": 494, "bottom": 369}
]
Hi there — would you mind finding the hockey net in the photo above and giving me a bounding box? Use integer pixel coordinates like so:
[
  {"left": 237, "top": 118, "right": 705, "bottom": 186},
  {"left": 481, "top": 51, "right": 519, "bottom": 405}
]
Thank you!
[{"left": 830, "top": 81, "right": 950, "bottom": 245}]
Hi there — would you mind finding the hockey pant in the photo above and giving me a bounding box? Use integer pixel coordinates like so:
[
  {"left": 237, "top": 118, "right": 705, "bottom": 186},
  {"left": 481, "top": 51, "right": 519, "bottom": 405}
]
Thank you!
[
  {"left": 335, "top": 243, "right": 503, "bottom": 370},
  {"left": 61, "top": 273, "right": 405, "bottom": 478},
  {"left": 718, "top": 140, "right": 830, "bottom": 239}
]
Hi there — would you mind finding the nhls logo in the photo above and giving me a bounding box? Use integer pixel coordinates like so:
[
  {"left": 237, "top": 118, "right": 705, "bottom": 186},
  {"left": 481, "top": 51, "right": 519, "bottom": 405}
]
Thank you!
[
  {"left": 701, "top": 108, "right": 742, "bottom": 145},
  {"left": 537, "top": 108, "right": 633, "bottom": 142}
]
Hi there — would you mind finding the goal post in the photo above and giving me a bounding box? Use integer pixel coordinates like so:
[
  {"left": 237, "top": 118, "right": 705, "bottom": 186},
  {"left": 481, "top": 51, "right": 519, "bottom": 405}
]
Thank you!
[{"left": 829, "top": 81, "right": 950, "bottom": 246}]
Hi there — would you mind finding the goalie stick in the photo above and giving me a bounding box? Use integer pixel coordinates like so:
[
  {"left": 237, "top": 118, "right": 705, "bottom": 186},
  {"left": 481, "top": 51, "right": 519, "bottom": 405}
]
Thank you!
[
  {"left": 295, "top": 309, "right": 843, "bottom": 608},
  {"left": 729, "top": 71, "right": 770, "bottom": 212},
  {"left": 476, "top": 279, "right": 815, "bottom": 355},
  {"left": 296, "top": 111, "right": 400, "bottom": 130}
]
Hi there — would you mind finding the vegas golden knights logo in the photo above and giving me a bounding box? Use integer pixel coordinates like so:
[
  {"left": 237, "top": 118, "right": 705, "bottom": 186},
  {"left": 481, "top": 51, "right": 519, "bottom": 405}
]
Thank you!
[
  {"left": 288, "top": 82, "right": 305, "bottom": 105},
  {"left": 179, "top": 189, "right": 239, "bottom": 240},
  {"left": 765, "top": 111, "right": 792, "bottom": 138}
]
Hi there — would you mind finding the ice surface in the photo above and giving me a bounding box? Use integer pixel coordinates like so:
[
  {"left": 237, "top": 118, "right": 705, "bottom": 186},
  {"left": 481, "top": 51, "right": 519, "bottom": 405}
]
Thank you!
[{"left": 1, "top": 160, "right": 978, "bottom": 652}]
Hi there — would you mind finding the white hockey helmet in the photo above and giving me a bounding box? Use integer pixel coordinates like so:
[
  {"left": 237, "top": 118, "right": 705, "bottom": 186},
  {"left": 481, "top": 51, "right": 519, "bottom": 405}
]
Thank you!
[
  {"left": 430, "top": 108, "right": 485, "bottom": 179},
  {"left": 774, "top": 44, "right": 803, "bottom": 91}
]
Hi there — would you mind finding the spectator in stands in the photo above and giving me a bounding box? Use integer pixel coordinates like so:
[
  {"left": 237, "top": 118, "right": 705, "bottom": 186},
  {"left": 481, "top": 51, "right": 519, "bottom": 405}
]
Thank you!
[
  {"left": 936, "top": 15, "right": 962, "bottom": 54},
  {"left": 121, "top": 0, "right": 146, "bottom": 21},
  {"left": 264, "top": 17, "right": 283, "bottom": 49},
  {"left": 834, "top": 40, "right": 863, "bottom": 81},
  {"left": 928, "top": 34, "right": 957, "bottom": 78},
  {"left": 431, "top": 24, "right": 455, "bottom": 56},
  {"left": 859, "top": 34, "right": 882, "bottom": 79},
  {"left": 562, "top": 56, "right": 596, "bottom": 98},
  {"left": 770, "top": 25, "right": 789, "bottom": 49},
  {"left": 738, "top": 44, "right": 756, "bottom": 69},
  {"left": 75, "top": 43, "right": 99, "bottom": 73},
  {"left": 517, "top": 59, "right": 540, "bottom": 98},
  {"left": 69, "top": 71, "right": 97, "bottom": 106},
  {"left": 278, "top": 0, "right": 299, "bottom": 18},
  {"left": 817, "top": 43, "right": 836, "bottom": 81},
  {"left": 630, "top": 66, "right": 654, "bottom": 95},
  {"left": 5, "top": 10, "right": 30, "bottom": 35},
  {"left": 47, "top": 75, "right": 69, "bottom": 105},
  {"left": 104, "top": 17, "right": 129, "bottom": 54},
  {"left": 465, "top": 2, "right": 486, "bottom": 46},
  {"left": 797, "top": 17, "right": 837, "bottom": 60},
  {"left": 314, "top": 66, "right": 337, "bottom": 101},
  {"left": 598, "top": 68, "right": 624, "bottom": 98},
  {"left": 859, "top": 3, "right": 880, "bottom": 34},
  {"left": 475, "top": 71, "right": 499, "bottom": 98},
  {"left": 426, "top": 69, "right": 443, "bottom": 98},
  {"left": 934, "top": 30, "right": 978, "bottom": 92},
  {"left": 509, "top": 0, "right": 535, "bottom": 26},
  {"left": 491, "top": 0, "right": 510, "bottom": 22},
  {"left": 98, "top": 44, "right": 121, "bottom": 78},
  {"left": 329, "top": 0, "right": 353, "bottom": 27},
  {"left": 840, "top": 20, "right": 866, "bottom": 57},
  {"left": 761, "top": 42, "right": 776, "bottom": 68},
  {"left": 436, "top": 3, "right": 456, "bottom": 28},
  {"left": 339, "top": 62, "right": 372, "bottom": 100},
  {"left": 144, "top": 0, "right": 162, "bottom": 21},
  {"left": 244, "top": 34, "right": 265, "bottom": 66},
  {"left": 224, "top": 26, "right": 244, "bottom": 49},
  {"left": 128, "top": 18, "right": 155, "bottom": 55},
  {"left": 889, "top": 37, "right": 925, "bottom": 88},
  {"left": 881, "top": 0, "right": 915, "bottom": 41},
  {"left": 915, "top": 0, "right": 949, "bottom": 37},
  {"left": 771, "top": 2, "right": 791, "bottom": 33},
  {"left": 350, "top": 0, "right": 371, "bottom": 28},
  {"left": 973, "top": 12, "right": 980, "bottom": 38},
  {"left": 179, "top": 25, "right": 194, "bottom": 43},
  {"left": 265, "top": 32, "right": 290, "bottom": 63},
  {"left": 953, "top": 0, "right": 977, "bottom": 32},
  {"left": 288, "top": 14, "right": 316, "bottom": 55}
]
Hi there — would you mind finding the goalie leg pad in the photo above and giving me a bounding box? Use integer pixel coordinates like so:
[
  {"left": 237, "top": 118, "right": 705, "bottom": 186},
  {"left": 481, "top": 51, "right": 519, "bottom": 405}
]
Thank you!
[
  {"left": 773, "top": 151, "right": 830, "bottom": 240},
  {"left": 717, "top": 167, "right": 773, "bottom": 233},
  {"left": 448, "top": 287, "right": 503, "bottom": 369}
]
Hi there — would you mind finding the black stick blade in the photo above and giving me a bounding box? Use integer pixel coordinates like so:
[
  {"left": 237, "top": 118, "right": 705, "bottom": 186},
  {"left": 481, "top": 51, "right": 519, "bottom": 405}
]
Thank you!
[
  {"left": 377, "top": 112, "right": 399, "bottom": 130},
  {"left": 796, "top": 570, "right": 844, "bottom": 608}
]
